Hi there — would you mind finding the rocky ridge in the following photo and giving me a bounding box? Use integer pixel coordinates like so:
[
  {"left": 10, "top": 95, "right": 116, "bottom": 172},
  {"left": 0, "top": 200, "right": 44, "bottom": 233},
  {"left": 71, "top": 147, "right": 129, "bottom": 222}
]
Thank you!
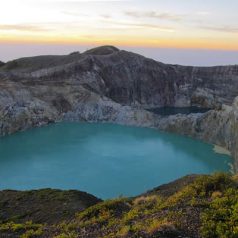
[
  {"left": 0, "top": 46, "right": 237, "bottom": 170},
  {"left": 0, "top": 189, "right": 101, "bottom": 224}
]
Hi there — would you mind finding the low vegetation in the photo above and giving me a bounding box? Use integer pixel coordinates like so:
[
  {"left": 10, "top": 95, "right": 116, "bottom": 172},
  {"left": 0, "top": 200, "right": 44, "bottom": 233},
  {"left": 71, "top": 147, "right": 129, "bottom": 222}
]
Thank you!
[{"left": 0, "top": 173, "right": 237, "bottom": 238}]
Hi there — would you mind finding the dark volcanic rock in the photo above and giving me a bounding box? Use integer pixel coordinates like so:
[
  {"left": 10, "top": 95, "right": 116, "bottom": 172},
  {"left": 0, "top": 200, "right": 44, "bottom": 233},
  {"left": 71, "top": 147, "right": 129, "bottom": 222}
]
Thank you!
[
  {"left": 0, "top": 189, "right": 101, "bottom": 224},
  {"left": 84, "top": 45, "right": 119, "bottom": 55}
]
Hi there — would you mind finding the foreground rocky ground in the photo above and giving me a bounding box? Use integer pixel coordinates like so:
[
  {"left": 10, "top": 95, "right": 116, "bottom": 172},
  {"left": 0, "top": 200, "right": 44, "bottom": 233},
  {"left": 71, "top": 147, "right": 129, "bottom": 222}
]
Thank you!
[{"left": 0, "top": 173, "right": 237, "bottom": 238}]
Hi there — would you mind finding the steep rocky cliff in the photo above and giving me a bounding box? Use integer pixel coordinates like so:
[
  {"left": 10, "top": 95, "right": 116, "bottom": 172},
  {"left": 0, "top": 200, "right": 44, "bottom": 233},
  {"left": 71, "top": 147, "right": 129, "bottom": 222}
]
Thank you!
[
  {"left": 0, "top": 45, "right": 237, "bottom": 169},
  {"left": 231, "top": 98, "right": 238, "bottom": 169},
  {"left": 1, "top": 46, "right": 238, "bottom": 109}
]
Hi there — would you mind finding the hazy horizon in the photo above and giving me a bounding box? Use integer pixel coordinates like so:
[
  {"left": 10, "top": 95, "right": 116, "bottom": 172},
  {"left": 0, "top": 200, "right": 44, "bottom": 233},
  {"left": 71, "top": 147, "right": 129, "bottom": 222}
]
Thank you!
[{"left": 0, "top": 43, "right": 238, "bottom": 66}]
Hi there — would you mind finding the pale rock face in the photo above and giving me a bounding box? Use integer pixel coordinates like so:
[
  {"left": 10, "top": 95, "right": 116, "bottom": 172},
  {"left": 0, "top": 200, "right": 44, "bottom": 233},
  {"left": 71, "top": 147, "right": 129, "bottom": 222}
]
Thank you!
[
  {"left": 231, "top": 97, "right": 238, "bottom": 170},
  {"left": 233, "top": 97, "right": 238, "bottom": 109},
  {"left": 0, "top": 46, "right": 238, "bottom": 170}
]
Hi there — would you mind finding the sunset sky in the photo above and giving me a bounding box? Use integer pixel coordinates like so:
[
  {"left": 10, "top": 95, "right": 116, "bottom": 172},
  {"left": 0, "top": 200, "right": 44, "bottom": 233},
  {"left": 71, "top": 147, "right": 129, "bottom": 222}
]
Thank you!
[{"left": 0, "top": 0, "right": 238, "bottom": 65}]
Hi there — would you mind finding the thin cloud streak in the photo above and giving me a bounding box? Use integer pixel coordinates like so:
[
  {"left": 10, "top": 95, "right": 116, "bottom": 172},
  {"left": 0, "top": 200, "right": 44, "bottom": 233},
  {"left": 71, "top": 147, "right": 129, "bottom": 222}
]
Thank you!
[
  {"left": 61, "top": 11, "right": 89, "bottom": 17},
  {"left": 201, "top": 25, "right": 238, "bottom": 33},
  {"left": 100, "top": 14, "right": 112, "bottom": 19},
  {"left": 108, "top": 21, "right": 175, "bottom": 32},
  {"left": 125, "top": 11, "right": 185, "bottom": 21},
  {"left": 0, "top": 24, "right": 50, "bottom": 32}
]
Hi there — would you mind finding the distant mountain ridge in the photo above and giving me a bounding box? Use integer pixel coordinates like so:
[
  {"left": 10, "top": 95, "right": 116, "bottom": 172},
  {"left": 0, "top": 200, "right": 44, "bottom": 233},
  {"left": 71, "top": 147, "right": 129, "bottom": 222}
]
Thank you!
[{"left": 1, "top": 45, "right": 238, "bottom": 108}]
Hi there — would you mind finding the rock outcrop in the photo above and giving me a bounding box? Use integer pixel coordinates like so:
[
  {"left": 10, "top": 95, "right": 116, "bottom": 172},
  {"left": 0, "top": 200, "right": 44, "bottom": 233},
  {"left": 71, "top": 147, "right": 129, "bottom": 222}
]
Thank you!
[
  {"left": 0, "top": 189, "right": 101, "bottom": 224},
  {"left": 158, "top": 97, "right": 238, "bottom": 171},
  {"left": 0, "top": 45, "right": 237, "bottom": 169}
]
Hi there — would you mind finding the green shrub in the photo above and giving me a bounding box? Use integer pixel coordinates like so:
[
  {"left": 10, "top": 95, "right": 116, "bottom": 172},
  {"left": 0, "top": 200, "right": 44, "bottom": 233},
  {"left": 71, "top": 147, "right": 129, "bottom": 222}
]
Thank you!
[{"left": 201, "top": 188, "right": 238, "bottom": 238}]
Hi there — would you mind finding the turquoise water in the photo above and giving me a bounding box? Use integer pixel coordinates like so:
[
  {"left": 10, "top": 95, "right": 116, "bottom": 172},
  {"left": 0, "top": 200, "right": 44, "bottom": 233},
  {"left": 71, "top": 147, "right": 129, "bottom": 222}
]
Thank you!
[{"left": 0, "top": 123, "right": 232, "bottom": 199}]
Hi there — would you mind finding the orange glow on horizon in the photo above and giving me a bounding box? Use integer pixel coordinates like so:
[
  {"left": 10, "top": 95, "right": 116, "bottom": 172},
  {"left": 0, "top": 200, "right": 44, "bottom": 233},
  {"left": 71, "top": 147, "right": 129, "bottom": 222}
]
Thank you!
[{"left": 0, "top": 35, "right": 238, "bottom": 51}]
